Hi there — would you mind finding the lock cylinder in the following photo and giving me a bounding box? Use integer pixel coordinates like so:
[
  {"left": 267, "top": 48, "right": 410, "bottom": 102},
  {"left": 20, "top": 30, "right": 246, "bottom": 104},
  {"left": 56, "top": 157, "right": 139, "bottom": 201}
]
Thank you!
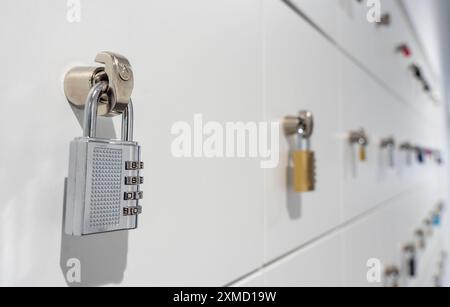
[
  {"left": 284, "top": 111, "right": 315, "bottom": 193},
  {"left": 64, "top": 51, "right": 134, "bottom": 116}
]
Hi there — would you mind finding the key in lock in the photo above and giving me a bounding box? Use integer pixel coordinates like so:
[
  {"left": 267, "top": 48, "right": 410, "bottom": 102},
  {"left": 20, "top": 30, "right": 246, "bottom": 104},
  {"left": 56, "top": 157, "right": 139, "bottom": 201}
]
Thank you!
[
  {"left": 283, "top": 111, "right": 315, "bottom": 193},
  {"left": 65, "top": 81, "right": 143, "bottom": 236}
]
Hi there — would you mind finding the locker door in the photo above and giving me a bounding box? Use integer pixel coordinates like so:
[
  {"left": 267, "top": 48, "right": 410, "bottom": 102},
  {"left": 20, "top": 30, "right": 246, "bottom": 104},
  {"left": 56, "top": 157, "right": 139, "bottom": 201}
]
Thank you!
[
  {"left": 264, "top": 0, "right": 341, "bottom": 262},
  {"left": 288, "top": 0, "right": 339, "bottom": 41},
  {"left": 0, "top": 0, "right": 264, "bottom": 286},
  {"left": 342, "top": 205, "right": 398, "bottom": 287},
  {"left": 339, "top": 54, "right": 419, "bottom": 221},
  {"left": 264, "top": 232, "right": 344, "bottom": 287}
]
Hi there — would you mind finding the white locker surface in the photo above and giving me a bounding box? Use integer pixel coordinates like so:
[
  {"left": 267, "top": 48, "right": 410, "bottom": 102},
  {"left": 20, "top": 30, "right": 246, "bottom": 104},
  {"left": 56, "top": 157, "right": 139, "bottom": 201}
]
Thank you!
[
  {"left": 263, "top": 233, "right": 343, "bottom": 287},
  {"left": 342, "top": 185, "right": 444, "bottom": 287},
  {"left": 0, "top": 0, "right": 265, "bottom": 286},
  {"left": 264, "top": 0, "right": 341, "bottom": 263},
  {"left": 0, "top": 0, "right": 448, "bottom": 287}
]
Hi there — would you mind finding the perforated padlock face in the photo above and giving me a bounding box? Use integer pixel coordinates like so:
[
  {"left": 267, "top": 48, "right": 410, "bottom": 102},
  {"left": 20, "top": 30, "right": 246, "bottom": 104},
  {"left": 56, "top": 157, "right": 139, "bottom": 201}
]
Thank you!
[
  {"left": 65, "top": 137, "right": 143, "bottom": 236},
  {"left": 293, "top": 150, "right": 316, "bottom": 192}
]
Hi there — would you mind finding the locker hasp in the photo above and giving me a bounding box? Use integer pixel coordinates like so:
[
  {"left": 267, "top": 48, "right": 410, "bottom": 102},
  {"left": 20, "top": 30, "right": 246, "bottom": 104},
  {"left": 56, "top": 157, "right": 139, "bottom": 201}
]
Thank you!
[{"left": 64, "top": 51, "right": 134, "bottom": 116}]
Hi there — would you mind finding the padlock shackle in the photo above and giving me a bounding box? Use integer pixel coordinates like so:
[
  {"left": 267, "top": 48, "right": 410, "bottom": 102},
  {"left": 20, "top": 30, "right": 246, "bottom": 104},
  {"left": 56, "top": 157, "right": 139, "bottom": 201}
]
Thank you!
[
  {"left": 122, "top": 99, "right": 133, "bottom": 142},
  {"left": 83, "top": 81, "right": 134, "bottom": 141},
  {"left": 83, "top": 81, "right": 106, "bottom": 138}
]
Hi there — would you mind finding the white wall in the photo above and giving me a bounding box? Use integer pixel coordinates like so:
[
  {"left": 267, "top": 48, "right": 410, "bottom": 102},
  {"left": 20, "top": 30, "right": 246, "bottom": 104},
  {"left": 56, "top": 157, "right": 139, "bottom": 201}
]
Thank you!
[{"left": 0, "top": 0, "right": 448, "bottom": 287}]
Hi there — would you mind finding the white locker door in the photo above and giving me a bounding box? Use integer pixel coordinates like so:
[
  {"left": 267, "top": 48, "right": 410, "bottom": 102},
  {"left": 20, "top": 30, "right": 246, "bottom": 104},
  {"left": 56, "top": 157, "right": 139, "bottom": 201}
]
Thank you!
[
  {"left": 264, "top": 233, "right": 344, "bottom": 287},
  {"left": 0, "top": 0, "right": 264, "bottom": 286},
  {"left": 264, "top": 0, "right": 341, "bottom": 262},
  {"left": 288, "top": 0, "right": 339, "bottom": 41},
  {"left": 342, "top": 207, "right": 397, "bottom": 287},
  {"left": 339, "top": 54, "right": 417, "bottom": 221}
]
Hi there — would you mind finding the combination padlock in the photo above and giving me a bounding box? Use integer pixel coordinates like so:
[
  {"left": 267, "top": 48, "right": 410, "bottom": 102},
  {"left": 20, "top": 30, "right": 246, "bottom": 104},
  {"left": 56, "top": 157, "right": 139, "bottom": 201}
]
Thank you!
[
  {"left": 380, "top": 137, "right": 395, "bottom": 168},
  {"left": 349, "top": 128, "right": 369, "bottom": 162},
  {"left": 65, "top": 81, "right": 143, "bottom": 236},
  {"left": 284, "top": 111, "right": 315, "bottom": 193}
]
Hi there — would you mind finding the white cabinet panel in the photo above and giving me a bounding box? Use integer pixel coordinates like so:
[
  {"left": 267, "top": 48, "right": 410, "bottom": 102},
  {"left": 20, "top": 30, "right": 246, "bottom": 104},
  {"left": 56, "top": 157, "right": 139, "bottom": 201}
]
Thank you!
[
  {"left": 0, "top": 0, "right": 264, "bottom": 286},
  {"left": 264, "top": 233, "right": 343, "bottom": 287},
  {"left": 288, "top": 0, "right": 339, "bottom": 40},
  {"left": 339, "top": 55, "right": 396, "bottom": 220},
  {"left": 342, "top": 185, "right": 441, "bottom": 287},
  {"left": 338, "top": 52, "right": 434, "bottom": 221},
  {"left": 342, "top": 210, "right": 393, "bottom": 287},
  {"left": 231, "top": 270, "right": 265, "bottom": 287},
  {"left": 264, "top": 0, "right": 341, "bottom": 262},
  {"left": 370, "top": 0, "right": 414, "bottom": 104}
]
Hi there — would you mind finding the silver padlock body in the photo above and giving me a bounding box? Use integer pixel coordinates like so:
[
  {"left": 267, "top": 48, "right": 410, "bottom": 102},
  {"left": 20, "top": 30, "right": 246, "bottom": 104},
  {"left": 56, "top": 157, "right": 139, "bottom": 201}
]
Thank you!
[{"left": 65, "top": 137, "right": 142, "bottom": 236}]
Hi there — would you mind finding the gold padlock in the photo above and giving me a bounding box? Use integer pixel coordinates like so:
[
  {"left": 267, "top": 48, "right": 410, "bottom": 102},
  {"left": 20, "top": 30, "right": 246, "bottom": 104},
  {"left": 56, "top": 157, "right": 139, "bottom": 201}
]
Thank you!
[
  {"left": 293, "top": 150, "right": 315, "bottom": 192},
  {"left": 359, "top": 146, "right": 366, "bottom": 162},
  {"left": 349, "top": 128, "right": 369, "bottom": 162},
  {"left": 284, "top": 111, "right": 315, "bottom": 193}
]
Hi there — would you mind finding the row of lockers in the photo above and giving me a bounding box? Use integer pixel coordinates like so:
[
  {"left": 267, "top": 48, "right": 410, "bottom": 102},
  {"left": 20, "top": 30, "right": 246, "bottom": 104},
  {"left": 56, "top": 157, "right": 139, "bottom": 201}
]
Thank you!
[
  {"left": 290, "top": 0, "right": 441, "bottom": 110},
  {"left": 234, "top": 183, "right": 447, "bottom": 286},
  {"left": 229, "top": 0, "right": 448, "bottom": 286},
  {"left": 0, "top": 0, "right": 447, "bottom": 286},
  {"left": 262, "top": 0, "right": 447, "bottom": 269}
]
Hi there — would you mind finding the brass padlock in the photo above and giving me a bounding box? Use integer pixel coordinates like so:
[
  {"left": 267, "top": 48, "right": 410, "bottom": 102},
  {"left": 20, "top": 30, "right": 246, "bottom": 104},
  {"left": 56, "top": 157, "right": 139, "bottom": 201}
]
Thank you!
[
  {"left": 284, "top": 111, "right": 315, "bottom": 193},
  {"left": 292, "top": 150, "right": 315, "bottom": 192},
  {"left": 349, "top": 128, "right": 369, "bottom": 162}
]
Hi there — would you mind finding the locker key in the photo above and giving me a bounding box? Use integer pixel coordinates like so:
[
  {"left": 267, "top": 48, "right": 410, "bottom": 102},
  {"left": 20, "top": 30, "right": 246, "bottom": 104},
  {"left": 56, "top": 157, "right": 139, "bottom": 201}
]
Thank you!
[
  {"left": 380, "top": 137, "right": 395, "bottom": 168},
  {"left": 349, "top": 129, "right": 369, "bottom": 162},
  {"left": 403, "top": 244, "right": 417, "bottom": 278},
  {"left": 399, "top": 142, "right": 413, "bottom": 166},
  {"left": 283, "top": 111, "right": 315, "bottom": 193}
]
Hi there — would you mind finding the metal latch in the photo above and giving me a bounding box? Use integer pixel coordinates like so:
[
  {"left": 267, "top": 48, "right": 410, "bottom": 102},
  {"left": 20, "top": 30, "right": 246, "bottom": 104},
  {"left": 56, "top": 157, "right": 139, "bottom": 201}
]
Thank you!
[{"left": 64, "top": 51, "right": 134, "bottom": 116}]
